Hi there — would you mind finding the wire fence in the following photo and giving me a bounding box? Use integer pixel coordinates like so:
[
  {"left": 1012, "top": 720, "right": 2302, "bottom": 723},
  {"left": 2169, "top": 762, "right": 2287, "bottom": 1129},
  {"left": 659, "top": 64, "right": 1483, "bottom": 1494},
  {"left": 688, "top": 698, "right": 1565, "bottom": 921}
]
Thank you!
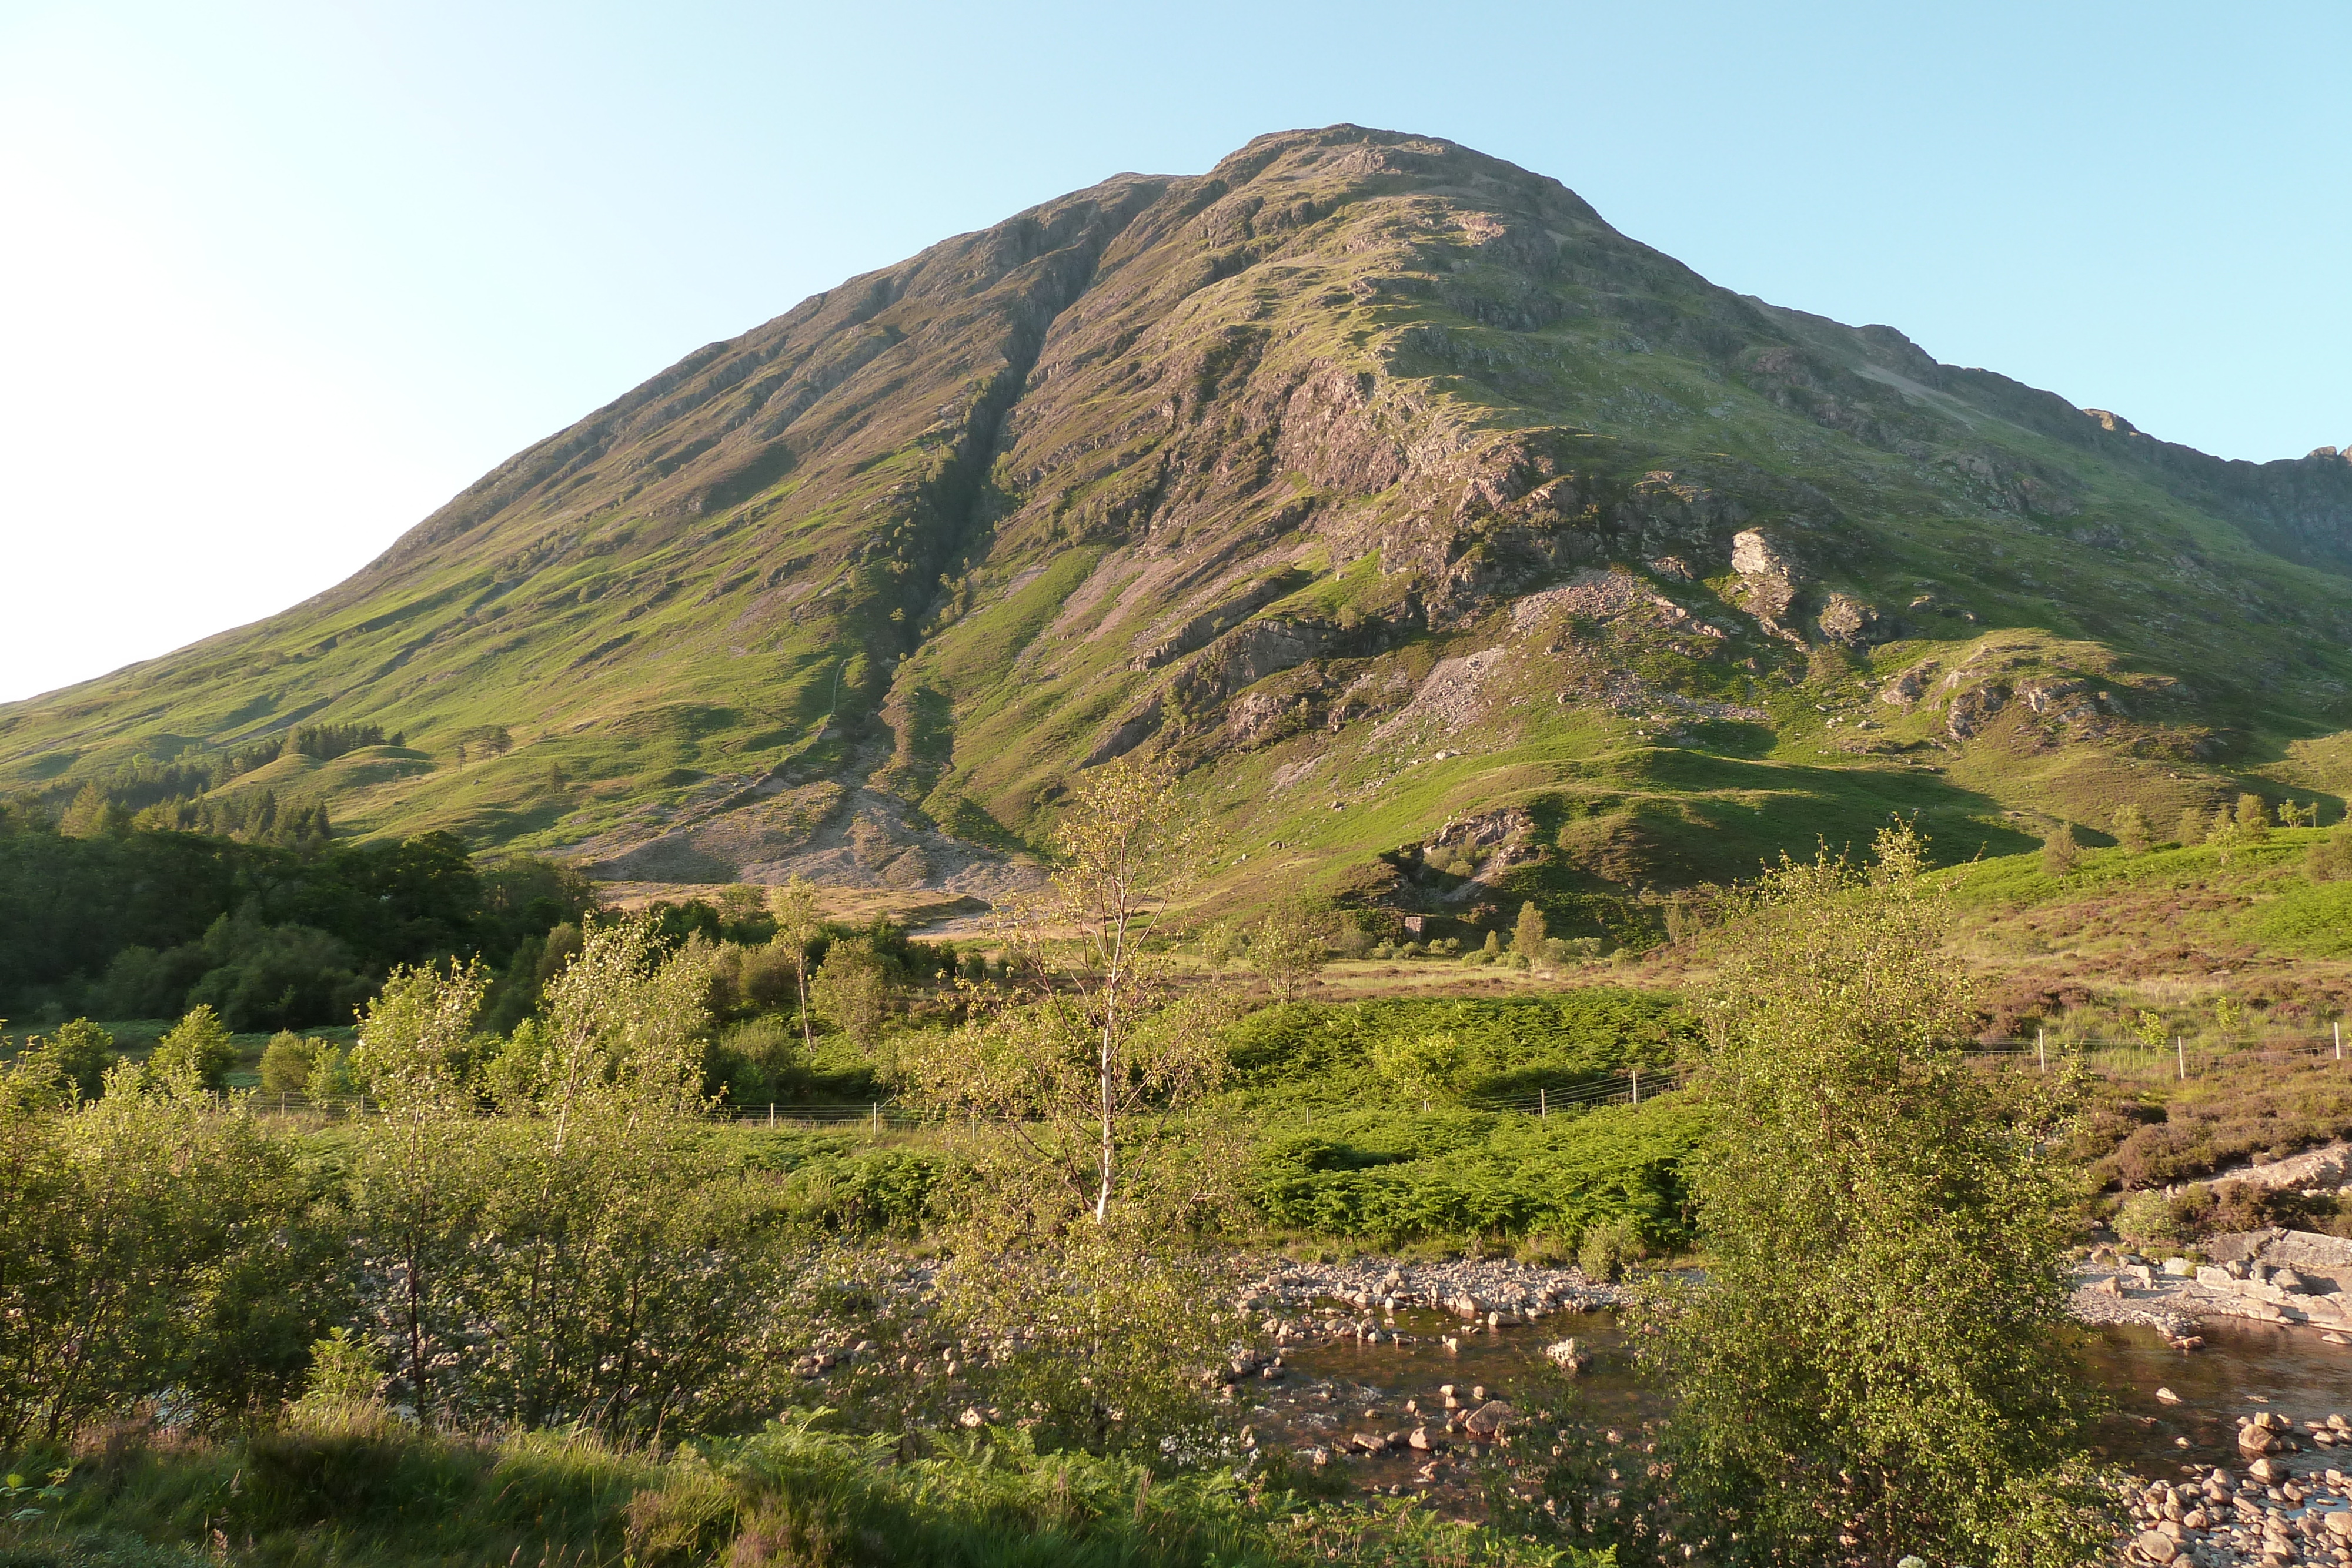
[{"left": 1965, "top": 1030, "right": 2352, "bottom": 1082}]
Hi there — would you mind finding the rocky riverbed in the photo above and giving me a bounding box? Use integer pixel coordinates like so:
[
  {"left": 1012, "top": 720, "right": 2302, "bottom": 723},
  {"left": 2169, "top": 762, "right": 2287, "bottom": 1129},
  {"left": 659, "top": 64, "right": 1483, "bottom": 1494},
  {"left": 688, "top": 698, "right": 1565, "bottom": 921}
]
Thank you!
[
  {"left": 2073, "top": 1229, "right": 2352, "bottom": 1349},
  {"left": 786, "top": 1236, "right": 2352, "bottom": 1546},
  {"left": 2120, "top": 1413, "right": 2352, "bottom": 1566}
]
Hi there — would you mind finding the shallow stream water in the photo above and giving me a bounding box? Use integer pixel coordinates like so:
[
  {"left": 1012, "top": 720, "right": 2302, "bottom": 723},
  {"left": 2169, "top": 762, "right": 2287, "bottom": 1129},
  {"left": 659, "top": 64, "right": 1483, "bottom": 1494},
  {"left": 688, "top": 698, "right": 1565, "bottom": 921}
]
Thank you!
[{"left": 1244, "top": 1307, "right": 2352, "bottom": 1490}]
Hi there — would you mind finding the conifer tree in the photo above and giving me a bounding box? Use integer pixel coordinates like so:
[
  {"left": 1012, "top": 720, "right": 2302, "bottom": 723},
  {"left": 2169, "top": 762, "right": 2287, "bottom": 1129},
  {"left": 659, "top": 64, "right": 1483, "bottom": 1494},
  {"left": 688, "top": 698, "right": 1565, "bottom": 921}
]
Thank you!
[
  {"left": 2041, "top": 821, "right": 2080, "bottom": 876},
  {"left": 2112, "top": 803, "right": 2150, "bottom": 855}
]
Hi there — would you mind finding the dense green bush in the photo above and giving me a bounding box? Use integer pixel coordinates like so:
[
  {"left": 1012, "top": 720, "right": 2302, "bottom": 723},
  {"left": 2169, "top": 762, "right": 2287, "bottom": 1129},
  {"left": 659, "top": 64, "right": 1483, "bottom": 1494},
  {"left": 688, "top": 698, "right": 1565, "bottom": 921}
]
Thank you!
[
  {"left": 0, "top": 1054, "right": 347, "bottom": 1446},
  {"left": 1224, "top": 990, "right": 1693, "bottom": 1107},
  {"left": 1250, "top": 1098, "right": 1706, "bottom": 1249}
]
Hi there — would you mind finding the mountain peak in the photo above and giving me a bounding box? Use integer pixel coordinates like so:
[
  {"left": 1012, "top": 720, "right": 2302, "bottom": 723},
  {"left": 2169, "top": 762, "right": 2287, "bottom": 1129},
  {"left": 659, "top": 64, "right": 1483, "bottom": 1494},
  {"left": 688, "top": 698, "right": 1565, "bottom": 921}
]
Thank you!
[{"left": 8, "top": 131, "right": 2352, "bottom": 923}]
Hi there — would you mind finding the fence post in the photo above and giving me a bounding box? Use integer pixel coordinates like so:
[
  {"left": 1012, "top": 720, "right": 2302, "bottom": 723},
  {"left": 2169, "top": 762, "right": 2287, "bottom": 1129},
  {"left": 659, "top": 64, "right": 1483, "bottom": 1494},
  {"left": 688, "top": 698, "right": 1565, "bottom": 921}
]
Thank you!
[
  {"left": 871, "top": 1101, "right": 878, "bottom": 1135},
  {"left": 1539, "top": 1088, "right": 1547, "bottom": 1121},
  {"left": 1631, "top": 1068, "right": 1640, "bottom": 1106},
  {"left": 2176, "top": 1037, "right": 2185, "bottom": 1081},
  {"left": 2337, "top": 1021, "right": 2343, "bottom": 1062},
  {"left": 767, "top": 1102, "right": 774, "bottom": 1128},
  {"left": 2037, "top": 1029, "right": 2046, "bottom": 1074}
]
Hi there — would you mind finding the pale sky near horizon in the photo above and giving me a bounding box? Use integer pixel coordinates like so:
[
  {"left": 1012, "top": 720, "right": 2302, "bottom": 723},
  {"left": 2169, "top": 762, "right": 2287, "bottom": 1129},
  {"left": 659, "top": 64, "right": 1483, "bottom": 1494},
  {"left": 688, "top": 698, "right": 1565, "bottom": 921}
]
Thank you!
[{"left": 2, "top": 1, "right": 2346, "bottom": 705}]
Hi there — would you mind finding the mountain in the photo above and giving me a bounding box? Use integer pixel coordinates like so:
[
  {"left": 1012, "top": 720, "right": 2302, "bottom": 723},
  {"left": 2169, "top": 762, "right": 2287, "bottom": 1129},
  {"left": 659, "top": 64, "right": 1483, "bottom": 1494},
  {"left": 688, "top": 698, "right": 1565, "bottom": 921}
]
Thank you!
[{"left": 9, "top": 125, "right": 2352, "bottom": 938}]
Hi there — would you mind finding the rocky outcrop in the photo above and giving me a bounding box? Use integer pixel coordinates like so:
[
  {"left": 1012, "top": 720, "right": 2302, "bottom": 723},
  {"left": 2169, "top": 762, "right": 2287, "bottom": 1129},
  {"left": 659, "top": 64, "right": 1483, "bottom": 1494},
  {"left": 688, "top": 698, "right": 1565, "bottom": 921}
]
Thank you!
[
  {"left": 1729, "top": 528, "right": 1803, "bottom": 638},
  {"left": 1880, "top": 660, "right": 1939, "bottom": 705},
  {"left": 1946, "top": 683, "right": 2008, "bottom": 740},
  {"left": 1815, "top": 591, "right": 1889, "bottom": 647}
]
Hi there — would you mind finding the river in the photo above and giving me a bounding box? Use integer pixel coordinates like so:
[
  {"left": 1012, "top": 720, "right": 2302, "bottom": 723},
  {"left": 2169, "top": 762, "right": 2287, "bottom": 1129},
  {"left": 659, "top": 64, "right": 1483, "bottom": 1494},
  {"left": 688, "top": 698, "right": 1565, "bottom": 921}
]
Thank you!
[{"left": 1247, "top": 1307, "right": 2352, "bottom": 1488}]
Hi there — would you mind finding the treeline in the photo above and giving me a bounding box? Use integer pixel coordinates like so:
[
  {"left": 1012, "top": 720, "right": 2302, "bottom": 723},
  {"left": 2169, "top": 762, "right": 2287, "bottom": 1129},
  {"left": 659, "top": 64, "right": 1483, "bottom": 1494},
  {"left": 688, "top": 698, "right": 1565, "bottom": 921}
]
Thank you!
[
  {"left": 128, "top": 787, "right": 334, "bottom": 847},
  {"left": 21, "top": 723, "right": 411, "bottom": 845},
  {"left": 0, "top": 818, "right": 596, "bottom": 1029}
]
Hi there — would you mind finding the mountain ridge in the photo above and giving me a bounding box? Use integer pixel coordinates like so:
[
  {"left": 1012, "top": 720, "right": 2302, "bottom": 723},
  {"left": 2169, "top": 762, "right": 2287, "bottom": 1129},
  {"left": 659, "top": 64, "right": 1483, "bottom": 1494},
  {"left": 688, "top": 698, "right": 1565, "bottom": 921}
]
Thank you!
[{"left": 9, "top": 123, "right": 2352, "bottom": 939}]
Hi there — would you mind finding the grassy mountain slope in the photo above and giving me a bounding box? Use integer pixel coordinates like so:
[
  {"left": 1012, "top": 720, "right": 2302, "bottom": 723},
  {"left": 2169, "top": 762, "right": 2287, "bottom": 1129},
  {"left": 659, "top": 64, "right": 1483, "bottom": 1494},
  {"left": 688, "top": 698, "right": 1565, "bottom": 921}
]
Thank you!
[{"left": 7, "top": 125, "right": 2352, "bottom": 937}]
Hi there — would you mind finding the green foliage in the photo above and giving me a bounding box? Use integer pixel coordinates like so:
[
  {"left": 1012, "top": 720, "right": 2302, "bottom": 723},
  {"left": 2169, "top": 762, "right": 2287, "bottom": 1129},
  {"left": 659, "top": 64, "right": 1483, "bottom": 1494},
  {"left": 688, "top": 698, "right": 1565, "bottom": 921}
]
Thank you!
[
  {"left": 1248, "top": 899, "right": 1327, "bottom": 998},
  {"left": 9, "top": 1409, "right": 1596, "bottom": 1568},
  {"left": 295, "top": 1326, "right": 386, "bottom": 1416},
  {"left": 2113, "top": 1189, "right": 2183, "bottom": 1248},
  {"left": 2112, "top": 803, "right": 2151, "bottom": 855},
  {"left": 1251, "top": 1099, "right": 1704, "bottom": 1249},
  {"left": 707, "top": 1014, "right": 804, "bottom": 1105},
  {"left": 336, "top": 923, "right": 794, "bottom": 1440},
  {"left": 809, "top": 935, "right": 891, "bottom": 1053},
  {"left": 151, "top": 1004, "right": 235, "bottom": 1089},
  {"left": 0, "top": 825, "right": 593, "bottom": 1026},
  {"left": 1645, "top": 824, "right": 2110, "bottom": 1564},
  {"left": 2307, "top": 825, "right": 2352, "bottom": 885},
  {"left": 259, "top": 1029, "right": 318, "bottom": 1095},
  {"left": 0, "top": 1053, "right": 342, "bottom": 1446},
  {"left": 31, "top": 1018, "right": 113, "bottom": 1101},
  {"left": 1511, "top": 900, "right": 1548, "bottom": 957},
  {"left": 306, "top": 1041, "right": 363, "bottom": 1103},
  {"left": 1369, "top": 1028, "right": 1467, "bottom": 1104},
  {"left": 2256, "top": 877, "right": 2352, "bottom": 956},
  {"left": 1224, "top": 991, "right": 1693, "bottom": 1106},
  {"left": 1575, "top": 1212, "right": 1650, "bottom": 1282},
  {"left": 2040, "top": 821, "right": 2080, "bottom": 877}
]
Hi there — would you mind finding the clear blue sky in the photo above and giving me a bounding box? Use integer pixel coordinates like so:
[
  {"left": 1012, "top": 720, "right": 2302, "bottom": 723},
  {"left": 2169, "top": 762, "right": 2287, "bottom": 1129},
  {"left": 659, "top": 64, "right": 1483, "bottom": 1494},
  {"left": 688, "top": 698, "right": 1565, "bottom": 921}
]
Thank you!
[{"left": 2, "top": 1, "right": 2346, "bottom": 703}]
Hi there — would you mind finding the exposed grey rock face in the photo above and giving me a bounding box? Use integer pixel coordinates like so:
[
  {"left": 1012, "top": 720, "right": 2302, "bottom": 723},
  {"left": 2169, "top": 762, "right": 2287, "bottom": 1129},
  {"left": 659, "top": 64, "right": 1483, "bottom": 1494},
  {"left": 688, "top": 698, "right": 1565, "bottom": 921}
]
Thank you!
[
  {"left": 1815, "top": 591, "right": 1887, "bottom": 647},
  {"left": 1880, "top": 660, "right": 1938, "bottom": 705},
  {"left": 1730, "top": 529, "right": 1799, "bottom": 579},
  {"left": 1946, "top": 683, "right": 2007, "bottom": 739}
]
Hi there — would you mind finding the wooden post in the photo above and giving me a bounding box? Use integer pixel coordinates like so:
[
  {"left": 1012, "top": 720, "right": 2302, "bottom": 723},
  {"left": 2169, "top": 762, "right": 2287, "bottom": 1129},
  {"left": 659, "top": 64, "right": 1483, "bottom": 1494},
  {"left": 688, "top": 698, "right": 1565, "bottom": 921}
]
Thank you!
[
  {"left": 871, "top": 1102, "right": 878, "bottom": 1135},
  {"left": 2176, "top": 1037, "right": 2186, "bottom": 1081},
  {"left": 767, "top": 1102, "right": 774, "bottom": 1128},
  {"left": 1631, "top": 1068, "right": 1640, "bottom": 1106},
  {"left": 2037, "top": 1029, "right": 2046, "bottom": 1074},
  {"left": 1539, "top": 1088, "right": 1547, "bottom": 1121}
]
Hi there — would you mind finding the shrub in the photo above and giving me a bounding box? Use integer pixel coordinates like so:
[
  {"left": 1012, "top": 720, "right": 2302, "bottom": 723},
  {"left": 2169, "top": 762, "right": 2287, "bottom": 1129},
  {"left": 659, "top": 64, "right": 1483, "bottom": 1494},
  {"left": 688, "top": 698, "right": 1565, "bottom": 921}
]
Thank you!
[
  {"left": 2040, "top": 823, "right": 2080, "bottom": 877},
  {"left": 152, "top": 1004, "right": 236, "bottom": 1089},
  {"left": 1512, "top": 901, "right": 1548, "bottom": 958},
  {"left": 259, "top": 1030, "right": 319, "bottom": 1095},
  {"left": 1248, "top": 900, "right": 1327, "bottom": 997},
  {"left": 41, "top": 1018, "right": 115, "bottom": 1101},
  {"left": 2309, "top": 827, "right": 2352, "bottom": 884},
  {"left": 1250, "top": 1100, "right": 1705, "bottom": 1249},
  {"left": 1576, "top": 1213, "right": 1649, "bottom": 1282},
  {"left": 709, "top": 1015, "right": 801, "bottom": 1105},
  {"left": 1197, "top": 920, "right": 1244, "bottom": 967},
  {"left": 2113, "top": 804, "right": 2151, "bottom": 855},
  {"left": 2113, "top": 1189, "right": 2181, "bottom": 1247}
]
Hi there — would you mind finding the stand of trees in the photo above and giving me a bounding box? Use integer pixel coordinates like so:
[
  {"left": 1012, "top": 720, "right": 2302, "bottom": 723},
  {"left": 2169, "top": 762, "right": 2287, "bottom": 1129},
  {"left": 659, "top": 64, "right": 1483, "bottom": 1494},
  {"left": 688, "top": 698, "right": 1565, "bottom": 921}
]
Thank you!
[{"left": 0, "top": 820, "right": 596, "bottom": 1029}]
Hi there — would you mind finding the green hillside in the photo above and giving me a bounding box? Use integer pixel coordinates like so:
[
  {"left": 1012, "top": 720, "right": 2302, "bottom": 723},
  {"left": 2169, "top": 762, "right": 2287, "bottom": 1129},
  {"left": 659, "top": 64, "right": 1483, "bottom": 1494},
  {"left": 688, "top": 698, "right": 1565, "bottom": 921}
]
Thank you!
[{"left": 7, "top": 124, "right": 2351, "bottom": 940}]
